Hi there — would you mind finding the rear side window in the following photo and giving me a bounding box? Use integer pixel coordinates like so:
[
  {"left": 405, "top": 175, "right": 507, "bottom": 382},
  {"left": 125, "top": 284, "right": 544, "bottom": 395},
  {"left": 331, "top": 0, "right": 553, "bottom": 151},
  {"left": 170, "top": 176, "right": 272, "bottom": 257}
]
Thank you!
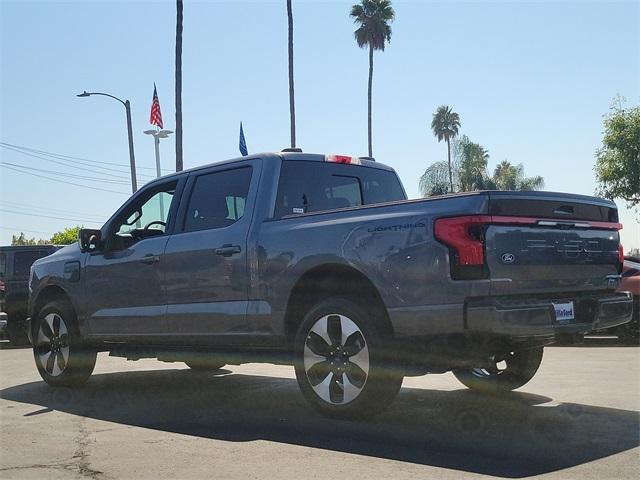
[
  {"left": 184, "top": 167, "right": 252, "bottom": 232},
  {"left": 13, "top": 251, "right": 48, "bottom": 277},
  {"left": 275, "top": 161, "right": 405, "bottom": 218},
  {"left": 0, "top": 252, "right": 6, "bottom": 276}
]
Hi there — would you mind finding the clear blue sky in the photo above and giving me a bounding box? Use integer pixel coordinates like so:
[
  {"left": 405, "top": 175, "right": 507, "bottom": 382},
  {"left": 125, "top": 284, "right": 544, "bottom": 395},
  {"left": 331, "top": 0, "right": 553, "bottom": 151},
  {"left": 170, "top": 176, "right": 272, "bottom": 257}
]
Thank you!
[{"left": 1, "top": 0, "right": 638, "bottom": 248}]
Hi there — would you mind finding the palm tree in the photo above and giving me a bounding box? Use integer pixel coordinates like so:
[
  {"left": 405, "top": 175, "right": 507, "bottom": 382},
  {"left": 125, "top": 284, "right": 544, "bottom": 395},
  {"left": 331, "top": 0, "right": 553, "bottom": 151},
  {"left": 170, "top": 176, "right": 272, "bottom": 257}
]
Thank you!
[
  {"left": 493, "top": 161, "right": 544, "bottom": 191},
  {"left": 287, "top": 0, "right": 296, "bottom": 148},
  {"left": 175, "top": 0, "right": 183, "bottom": 172},
  {"left": 431, "top": 105, "right": 461, "bottom": 193},
  {"left": 419, "top": 161, "right": 451, "bottom": 197},
  {"left": 350, "top": 0, "right": 395, "bottom": 158},
  {"left": 456, "top": 136, "right": 490, "bottom": 191}
]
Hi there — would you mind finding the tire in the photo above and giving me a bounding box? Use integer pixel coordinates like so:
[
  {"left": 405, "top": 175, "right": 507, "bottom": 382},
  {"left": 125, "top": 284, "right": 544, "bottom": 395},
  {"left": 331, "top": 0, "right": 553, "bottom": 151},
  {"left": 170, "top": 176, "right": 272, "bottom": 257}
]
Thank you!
[
  {"left": 616, "top": 297, "right": 639, "bottom": 345},
  {"left": 33, "top": 300, "right": 96, "bottom": 387},
  {"left": 184, "top": 359, "right": 226, "bottom": 370},
  {"left": 453, "top": 346, "right": 543, "bottom": 394},
  {"left": 293, "top": 298, "right": 403, "bottom": 420}
]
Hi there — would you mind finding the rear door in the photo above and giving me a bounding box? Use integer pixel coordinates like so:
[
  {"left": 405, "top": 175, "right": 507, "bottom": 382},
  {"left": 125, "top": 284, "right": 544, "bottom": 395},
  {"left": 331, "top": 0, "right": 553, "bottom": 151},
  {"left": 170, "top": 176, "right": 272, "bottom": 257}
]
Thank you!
[{"left": 162, "top": 160, "right": 260, "bottom": 341}]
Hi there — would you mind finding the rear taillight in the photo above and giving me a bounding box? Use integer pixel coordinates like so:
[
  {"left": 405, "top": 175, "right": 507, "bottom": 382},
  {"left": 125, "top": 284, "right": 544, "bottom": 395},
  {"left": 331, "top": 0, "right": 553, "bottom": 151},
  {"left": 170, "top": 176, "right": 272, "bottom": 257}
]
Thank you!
[
  {"left": 619, "top": 244, "right": 624, "bottom": 273},
  {"left": 435, "top": 215, "right": 490, "bottom": 280},
  {"left": 435, "top": 216, "right": 488, "bottom": 265},
  {"left": 0, "top": 279, "right": 5, "bottom": 293}
]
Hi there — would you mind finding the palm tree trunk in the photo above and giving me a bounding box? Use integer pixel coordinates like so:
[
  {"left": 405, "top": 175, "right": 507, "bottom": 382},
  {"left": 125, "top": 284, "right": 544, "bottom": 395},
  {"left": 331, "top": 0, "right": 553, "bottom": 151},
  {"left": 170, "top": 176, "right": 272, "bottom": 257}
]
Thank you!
[
  {"left": 367, "top": 44, "right": 373, "bottom": 158},
  {"left": 287, "top": 0, "right": 296, "bottom": 148},
  {"left": 175, "top": 0, "right": 183, "bottom": 172},
  {"left": 447, "top": 137, "right": 453, "bottom": 192}
]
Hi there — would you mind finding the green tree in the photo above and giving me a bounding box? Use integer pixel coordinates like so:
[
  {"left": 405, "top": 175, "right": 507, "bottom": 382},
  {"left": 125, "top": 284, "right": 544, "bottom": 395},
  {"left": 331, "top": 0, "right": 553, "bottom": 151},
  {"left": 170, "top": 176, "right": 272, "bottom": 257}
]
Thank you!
[
  {"left": 11, "top": 233, "right": 48, "bottom": 245},
  {"left": 419, "top": 161, "right": 452, "bottom": 197},
  {"left": 50, "top": 226, "right": 81, "bottom": 245},
  {"left": 287, "top": 0, "right": 296, "bottom": 148},
  {"left": 420, "top": 137, "right": 544, "bottom": 196},
  {"left": 492, "top": 161, "right": 544, "bottom": 191},
  {"left": 350, "top": 0, "right": 395, "bottom": 158},
  {"left": 456, "top": 136, "right": 491, "bottom": 191},
  {"left": 594, "top": 101, "right": 640, "bottom": 208},
  {"left": 431, "top": 105, "right": 461, "bottom": 193}
]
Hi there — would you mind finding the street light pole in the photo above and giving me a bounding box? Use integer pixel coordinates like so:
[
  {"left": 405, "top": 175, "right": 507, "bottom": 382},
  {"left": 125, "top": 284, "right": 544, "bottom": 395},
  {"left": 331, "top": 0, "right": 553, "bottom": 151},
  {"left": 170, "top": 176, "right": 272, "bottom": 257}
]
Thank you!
[
  {"left": 143, "top": 129, "right": 173, "bottom": 220},
  {"left": 124, "top": 100, "right": 137, "bottom": 193},
  {"left": 77, "top": 90, "right": 138, "bottom": 193}
]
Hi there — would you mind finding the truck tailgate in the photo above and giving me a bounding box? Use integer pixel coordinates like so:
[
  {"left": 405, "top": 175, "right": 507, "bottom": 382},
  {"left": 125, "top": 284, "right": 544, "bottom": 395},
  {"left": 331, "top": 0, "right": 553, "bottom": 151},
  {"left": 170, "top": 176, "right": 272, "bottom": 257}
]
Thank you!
[{"left": 485, "top": 192, "right": 621, "bottom": 296}]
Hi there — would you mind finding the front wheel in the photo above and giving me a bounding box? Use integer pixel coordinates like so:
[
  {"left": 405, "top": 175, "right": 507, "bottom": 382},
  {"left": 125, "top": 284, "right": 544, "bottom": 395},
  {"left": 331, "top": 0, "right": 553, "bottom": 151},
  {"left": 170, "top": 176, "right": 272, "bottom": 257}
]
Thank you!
[
  {"left": 294, "top": 298, "right": 403, "bottom": 420},
  {"left": 33, "top": 301, "right": 96, "bottom": 387},
  {"left": 453, "top": 346, "right": 544, "bottom": 393}
]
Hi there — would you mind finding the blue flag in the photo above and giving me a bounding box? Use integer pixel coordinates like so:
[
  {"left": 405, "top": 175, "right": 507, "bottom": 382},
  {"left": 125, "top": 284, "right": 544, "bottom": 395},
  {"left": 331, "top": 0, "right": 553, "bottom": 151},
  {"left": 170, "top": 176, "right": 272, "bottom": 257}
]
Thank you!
[{"left": 239, "top": 122, "right": 248, "bottom": 156}]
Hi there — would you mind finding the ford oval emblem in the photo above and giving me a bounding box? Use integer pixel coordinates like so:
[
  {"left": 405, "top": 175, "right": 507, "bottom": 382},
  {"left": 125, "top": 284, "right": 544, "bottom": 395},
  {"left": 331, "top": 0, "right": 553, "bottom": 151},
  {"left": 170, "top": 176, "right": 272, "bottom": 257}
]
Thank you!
[{"left": 501, "top": 253, "right": 515, "bottom": 264}]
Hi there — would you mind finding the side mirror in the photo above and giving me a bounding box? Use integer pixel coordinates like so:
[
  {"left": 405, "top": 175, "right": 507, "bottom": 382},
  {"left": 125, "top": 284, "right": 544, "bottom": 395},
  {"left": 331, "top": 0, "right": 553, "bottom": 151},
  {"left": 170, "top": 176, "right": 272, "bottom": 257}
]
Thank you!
[{"left": 78, "top": 229, "right": 102, "bottom": 253}]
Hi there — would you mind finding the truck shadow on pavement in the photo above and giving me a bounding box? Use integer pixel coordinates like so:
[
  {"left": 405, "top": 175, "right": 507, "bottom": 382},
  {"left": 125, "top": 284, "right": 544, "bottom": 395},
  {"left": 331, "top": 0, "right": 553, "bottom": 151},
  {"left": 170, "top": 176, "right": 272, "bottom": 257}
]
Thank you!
[{"left": 2, "top": 369, "right": 638, "bottom": 478}]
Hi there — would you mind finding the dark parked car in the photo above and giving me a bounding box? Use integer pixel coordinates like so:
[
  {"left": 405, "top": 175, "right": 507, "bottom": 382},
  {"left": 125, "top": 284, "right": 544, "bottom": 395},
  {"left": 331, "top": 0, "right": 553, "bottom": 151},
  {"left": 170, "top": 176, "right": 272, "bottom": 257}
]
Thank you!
[
  {"left": 26, "top": 151, "right": 633, "bottom": 418},
  {"left": 0, "top": 245, "right": 59, "bottom": 344}
]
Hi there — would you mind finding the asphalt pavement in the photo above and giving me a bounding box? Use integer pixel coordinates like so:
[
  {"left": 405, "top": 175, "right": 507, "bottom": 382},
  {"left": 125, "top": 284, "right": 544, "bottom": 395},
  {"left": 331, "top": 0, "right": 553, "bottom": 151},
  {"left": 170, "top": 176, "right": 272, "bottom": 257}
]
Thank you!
[{"left": 0, "top": 344, "right": 638, "bottom": 479}]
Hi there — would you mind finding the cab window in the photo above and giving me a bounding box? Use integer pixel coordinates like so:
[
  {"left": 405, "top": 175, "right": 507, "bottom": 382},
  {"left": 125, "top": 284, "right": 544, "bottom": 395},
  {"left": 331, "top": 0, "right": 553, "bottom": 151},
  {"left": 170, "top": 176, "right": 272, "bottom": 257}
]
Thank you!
[
  {"left": 275, "top": 161, "right": 405, "bottom": 218},
  {"left": 184, "top": 167, "right": 252, "bottom": 232},
  {"left": 111, "top": 181, "right": 177, "bottom": 249}
]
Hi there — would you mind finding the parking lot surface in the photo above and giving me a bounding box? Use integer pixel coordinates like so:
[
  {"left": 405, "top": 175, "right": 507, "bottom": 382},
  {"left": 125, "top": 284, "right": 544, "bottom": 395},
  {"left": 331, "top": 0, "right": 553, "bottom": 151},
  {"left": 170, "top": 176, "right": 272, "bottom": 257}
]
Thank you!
[{"left": 0, "top": 345, "right": 638, "bottom": 480}]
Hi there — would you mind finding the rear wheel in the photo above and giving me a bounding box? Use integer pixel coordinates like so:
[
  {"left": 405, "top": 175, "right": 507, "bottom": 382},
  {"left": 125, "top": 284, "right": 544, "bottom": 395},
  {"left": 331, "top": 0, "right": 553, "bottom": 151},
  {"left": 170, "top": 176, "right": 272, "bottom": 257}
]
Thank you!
[
  {"left": 33, "top": 300, "right": 96, "bottom": 387},
  {"left": 453, "top": 346, "right": 543, "bottom": 393},
  {"left": 294, "top": 298, "right": 403, "bottom": 419}
]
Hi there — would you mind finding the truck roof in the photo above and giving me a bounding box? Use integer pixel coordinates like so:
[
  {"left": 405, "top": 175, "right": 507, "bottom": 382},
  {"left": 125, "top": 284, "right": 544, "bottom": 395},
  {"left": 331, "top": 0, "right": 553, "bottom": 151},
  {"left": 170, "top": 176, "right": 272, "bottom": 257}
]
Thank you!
[{"left": 146, "top": 151, "right": 396, "bottom": 187}]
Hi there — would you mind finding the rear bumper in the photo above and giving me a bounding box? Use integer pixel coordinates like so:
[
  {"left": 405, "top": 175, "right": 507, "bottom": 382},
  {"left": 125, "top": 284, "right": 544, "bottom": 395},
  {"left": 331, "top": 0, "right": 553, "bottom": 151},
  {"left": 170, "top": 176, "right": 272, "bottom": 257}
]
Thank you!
[
  {"left": 388, "top": 292, "right": 633, "bottom": 340},
  {"left": 465, "top": 292, "right": 633, "bottom": 339}
]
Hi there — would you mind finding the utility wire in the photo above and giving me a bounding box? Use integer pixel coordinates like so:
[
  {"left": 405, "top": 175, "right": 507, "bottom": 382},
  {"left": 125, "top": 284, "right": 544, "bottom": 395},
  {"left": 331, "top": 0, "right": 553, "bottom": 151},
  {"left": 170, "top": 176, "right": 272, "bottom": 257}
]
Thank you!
[
  {"left": 0, "top": 141, "right": 172, "bottom": 173},
  {"left": 0, "top": 208, "right": 102, "bottom": 224},
  {"left": 0, "top": 200, "right": 109, "bottom": 222},
  {"left": 1, "top": 161, "right": 130, "bottom": 185},
  {"left": 0, "top": 226, "right": 55, "bottom": 236},
  {"left": 0, "top": 143, "right": 149, "bottom": 180},
  {"left": 0, "top": 164, "right": 130, "bottom": 195}
]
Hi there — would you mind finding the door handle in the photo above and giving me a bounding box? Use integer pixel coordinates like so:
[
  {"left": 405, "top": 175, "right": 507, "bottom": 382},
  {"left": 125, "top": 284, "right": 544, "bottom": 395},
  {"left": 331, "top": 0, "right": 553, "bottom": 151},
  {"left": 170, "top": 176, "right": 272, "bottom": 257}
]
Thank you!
[
  {"left": 140, "top": 254, "right": 160, "bottom": 264},
  {"left": 215, "top": 245, "right": 241, "bottom": 257}
]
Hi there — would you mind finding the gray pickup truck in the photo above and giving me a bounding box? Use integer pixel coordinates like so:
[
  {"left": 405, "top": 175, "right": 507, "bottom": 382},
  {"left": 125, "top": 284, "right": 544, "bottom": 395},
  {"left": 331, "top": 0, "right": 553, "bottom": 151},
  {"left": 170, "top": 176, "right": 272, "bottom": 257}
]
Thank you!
[{"left": 27, "top": 151, "right": 633, "bottom": 418}]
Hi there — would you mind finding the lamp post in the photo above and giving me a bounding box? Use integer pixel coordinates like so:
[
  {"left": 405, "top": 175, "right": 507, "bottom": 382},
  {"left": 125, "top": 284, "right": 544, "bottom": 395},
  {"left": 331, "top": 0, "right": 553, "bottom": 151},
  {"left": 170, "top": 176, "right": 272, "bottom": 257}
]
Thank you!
[
  {"left": 77, "top": 90, "right": 138, "bottom": 193},
  {"left": 143, "top": 129, "right": 173, "bottom": 178},
  {"left": 144, "top": 129, "right": 173, "bottom": 220}
]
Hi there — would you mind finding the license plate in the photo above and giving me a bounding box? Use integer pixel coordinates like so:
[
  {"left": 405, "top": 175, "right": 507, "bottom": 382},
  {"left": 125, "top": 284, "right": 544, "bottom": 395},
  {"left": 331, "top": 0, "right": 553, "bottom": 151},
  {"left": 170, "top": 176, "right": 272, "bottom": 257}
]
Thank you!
[{"left": 553, "top": 301, "right": 575, "bottom": 323}]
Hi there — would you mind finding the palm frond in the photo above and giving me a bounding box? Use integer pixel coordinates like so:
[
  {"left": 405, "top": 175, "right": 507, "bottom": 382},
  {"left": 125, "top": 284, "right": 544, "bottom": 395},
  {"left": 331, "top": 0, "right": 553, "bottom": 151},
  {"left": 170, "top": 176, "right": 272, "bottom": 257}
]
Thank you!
[{"left": 350, "top": 0, "right": 395, "bottom": 51}]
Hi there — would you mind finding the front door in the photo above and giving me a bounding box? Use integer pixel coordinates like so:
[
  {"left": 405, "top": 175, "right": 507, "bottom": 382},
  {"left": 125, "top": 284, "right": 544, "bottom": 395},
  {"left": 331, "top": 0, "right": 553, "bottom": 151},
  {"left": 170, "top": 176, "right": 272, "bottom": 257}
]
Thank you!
[
  {"left": 162, "top": 162, "right": 258, "bottom": 341},
  {"left": 84, "top": 180, "right": 181, "bottom": 338}
]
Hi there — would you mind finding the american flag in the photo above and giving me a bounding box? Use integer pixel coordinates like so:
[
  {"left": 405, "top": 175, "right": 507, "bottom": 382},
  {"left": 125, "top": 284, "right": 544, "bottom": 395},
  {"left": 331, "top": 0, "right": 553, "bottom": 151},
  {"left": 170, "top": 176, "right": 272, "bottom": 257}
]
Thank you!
[{"left": 149, "top": 83, "right": 163, "bottom": 129}]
